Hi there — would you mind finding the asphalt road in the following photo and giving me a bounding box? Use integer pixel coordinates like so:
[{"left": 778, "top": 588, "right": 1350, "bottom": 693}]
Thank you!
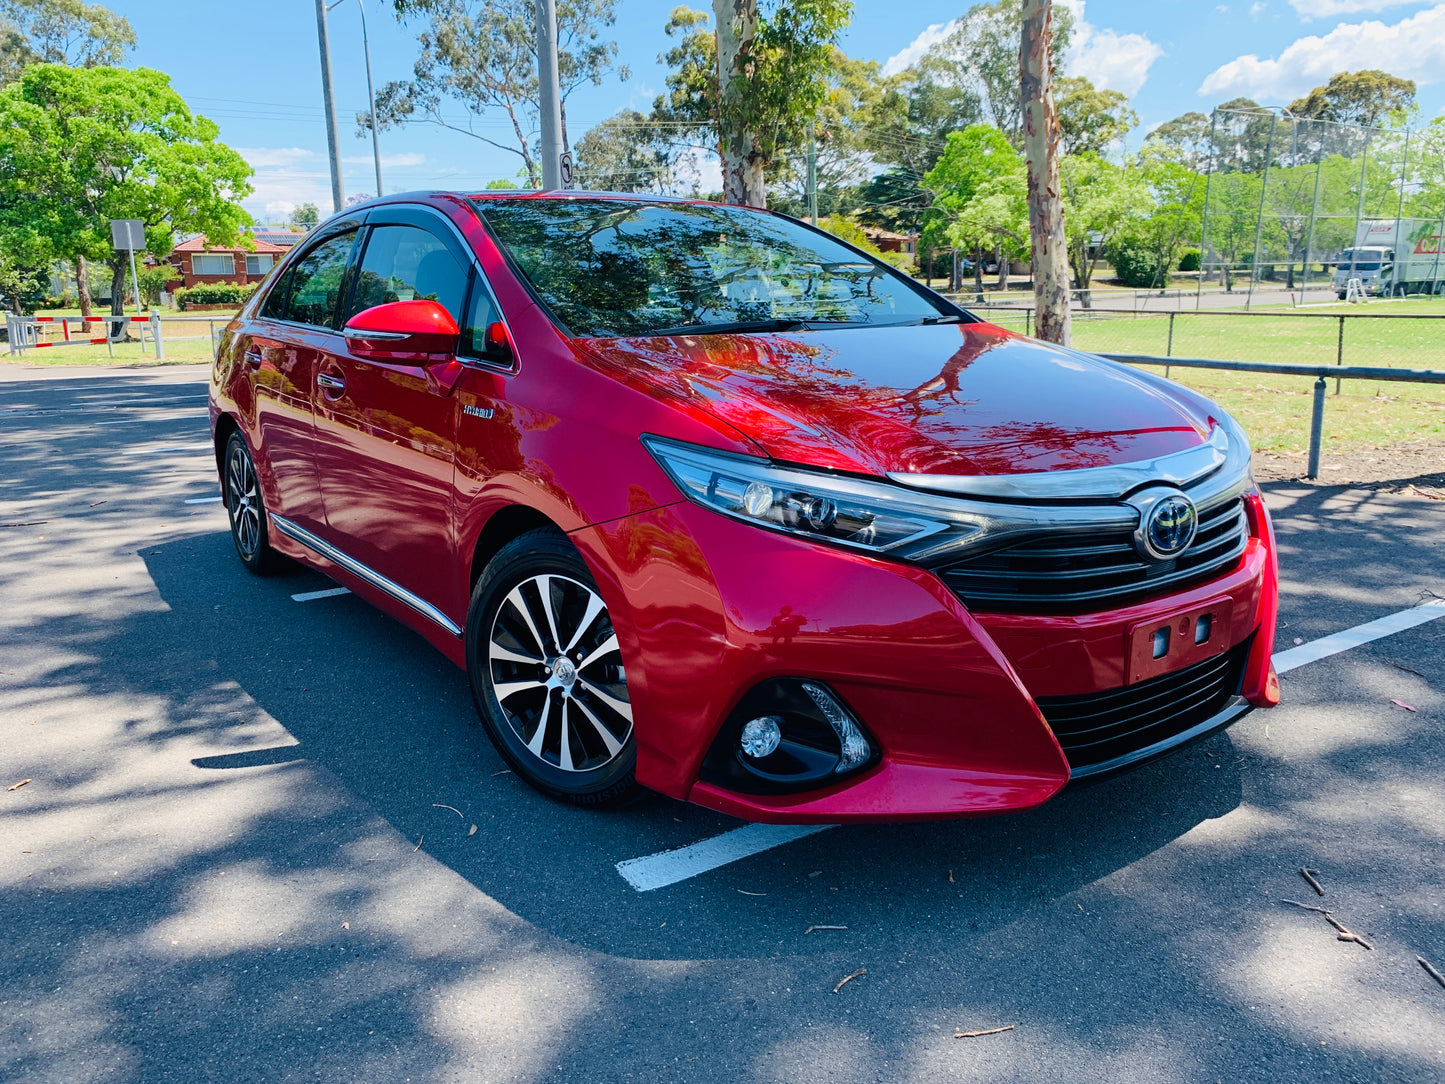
[{"left": 2, "top": 365, "right": 1443, "bottom": 1083}]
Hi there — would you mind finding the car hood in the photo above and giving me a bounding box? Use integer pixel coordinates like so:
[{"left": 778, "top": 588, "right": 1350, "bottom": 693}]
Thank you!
[{"left": 579, "top": 321, "right": 1218, "bottom": 479}]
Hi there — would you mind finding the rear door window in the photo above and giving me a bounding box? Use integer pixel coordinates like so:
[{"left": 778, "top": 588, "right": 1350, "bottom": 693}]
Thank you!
[
  {"left": 271, "top": 230, "right": 358, "bottom": 329},
  {"left": 348, "top": 226, "right": 468, "bottom": 323}
]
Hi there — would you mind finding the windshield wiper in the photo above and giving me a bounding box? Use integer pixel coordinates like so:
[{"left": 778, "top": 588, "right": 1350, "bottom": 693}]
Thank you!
[
  {"left": 646, "top": 317, "right": 813, "bottom": 336},
  {"left": 919, "top": 314, "right": 968, "bottom": 325}
]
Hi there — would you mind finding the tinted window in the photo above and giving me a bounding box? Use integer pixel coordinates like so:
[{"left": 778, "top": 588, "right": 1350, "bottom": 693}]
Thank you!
[
  {"left": 272, "top": 230, "right": 357, "bottom": 328},
  {"left": 461, "top": 279, "right": 502, "bottom": 358},
  {"left": 474, "top": 198, "right": 948, "bottom": 338},
  {"left": 348, "top": 226, "right": 468, "bottom": 322}
]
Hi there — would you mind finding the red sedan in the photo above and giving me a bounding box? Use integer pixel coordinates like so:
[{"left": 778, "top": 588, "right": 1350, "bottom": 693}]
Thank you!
[{"left": 209, "top": 191, "right": 1279, "bottom": 822}]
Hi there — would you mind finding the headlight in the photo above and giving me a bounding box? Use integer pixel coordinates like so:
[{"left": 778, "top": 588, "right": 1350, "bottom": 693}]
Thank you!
[{"left": 643, "top": 435, "right": 1004, "bottom": 561}]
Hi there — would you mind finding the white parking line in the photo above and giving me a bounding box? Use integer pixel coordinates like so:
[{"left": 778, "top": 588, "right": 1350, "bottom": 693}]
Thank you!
[
  {"left": 617, "top": 823, "right": 836, "bottom": 892},
  {"left": 614, "top": 598, "right": 1445, "bottom": 892},
  {"left": 184, "top": 496, "right": 223, "bottom": 505},
  {"left": 291, "top": 587, "right": 351, "bottom": 602},
  {"left": 1271, "top": 598, "right": 1445, "bottom": 673},
  {"left": 120, "top": 442, "right": 212, "bottom": 455}
]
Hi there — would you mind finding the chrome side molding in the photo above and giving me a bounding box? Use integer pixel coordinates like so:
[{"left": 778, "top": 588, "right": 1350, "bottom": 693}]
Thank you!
[
  {"left": 270, "top": 515, "right": 464, "bottom": 637},
  {"left": 888, "top": 423, "right": 1235, "bottom": 501}
]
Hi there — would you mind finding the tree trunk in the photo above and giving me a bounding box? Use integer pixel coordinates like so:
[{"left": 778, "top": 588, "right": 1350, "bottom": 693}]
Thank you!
[
  {"left": 75, "top": 256, "right": 94, "bottom": 334},
  {"left": 1019, "top": 0, "right": 1071, "bottom": 347},
  {"left": 996, "top": 257, "right": 1009, "bottom": 293},
  {"left": 973, "top": 247, "right": 984, "bottom": 295},
  {"left": 714, "top": 0, "right": 765, "bottom": 207}
]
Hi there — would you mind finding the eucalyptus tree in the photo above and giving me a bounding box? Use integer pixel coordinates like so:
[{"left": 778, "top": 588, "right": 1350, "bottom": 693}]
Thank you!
[{"left": 373, "top": 0, "right": 627, "bottom": 188}]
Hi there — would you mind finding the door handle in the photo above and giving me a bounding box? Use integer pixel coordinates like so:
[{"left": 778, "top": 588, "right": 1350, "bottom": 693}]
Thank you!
[
  {"left": 317, "top": 372, "right": 346, "bottom": 393},
  {"left": 243, "top": 348, "right": 263, "bottom": 368}
]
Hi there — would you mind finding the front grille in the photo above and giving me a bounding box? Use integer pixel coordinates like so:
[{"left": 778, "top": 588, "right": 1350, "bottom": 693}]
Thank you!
[
  {"left": 937, "top": 496, "right": 1249, "bottom": 613},
  {"left": 1036, "top": 639, "right": 1251, "bottom": 775}
]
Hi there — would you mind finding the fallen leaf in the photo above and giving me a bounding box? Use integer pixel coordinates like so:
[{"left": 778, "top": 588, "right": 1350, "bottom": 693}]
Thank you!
[
  {"left": 341, "top": 921, "right": 350, "bottom": 930},
  {"left": 7, "top": 779, "right": 30, "bottom": 791},
  {"left": 947, "top": 870, "right": 955, "bottom": 883},
  {"left": 467, "top": 824, "right": 478, "bottom": 837},
  {"left": 1293, "top": 637, "right": 1304, "bottom": 645},
  {"left": 1389, "top": 699, "right": 1417, "bottom": 712}
]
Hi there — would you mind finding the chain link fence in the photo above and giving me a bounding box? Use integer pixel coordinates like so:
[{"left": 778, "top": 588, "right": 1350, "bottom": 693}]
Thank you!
[{"left": 1201, "top": 107, "right": 1445, "bottom": 307}]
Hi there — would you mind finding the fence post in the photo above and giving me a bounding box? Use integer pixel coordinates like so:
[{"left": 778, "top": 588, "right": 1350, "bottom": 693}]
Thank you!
[
  {"left": 1307, "top": 376, "right": 1327, "bottom": 480},
  {"left": 150, "top": 309, "right": 164, "bottom": 359},
  {"left": 1334, "top": 314, "right": 1344, "bottom": 395},
  {"left": 1025, "top": 308, "right": 1032, "bottom": 338}
]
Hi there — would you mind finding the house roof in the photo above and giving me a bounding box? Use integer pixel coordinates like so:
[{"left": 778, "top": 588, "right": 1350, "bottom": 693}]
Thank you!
[
  {"left": 862, "top": 227, "right": 920, "bottom": 242},
  {"left": 172, "top": 235, "right": 288, "bottom": 255},
  {"left": 250, "top": 231, "right": 305, "bottom": 247}
]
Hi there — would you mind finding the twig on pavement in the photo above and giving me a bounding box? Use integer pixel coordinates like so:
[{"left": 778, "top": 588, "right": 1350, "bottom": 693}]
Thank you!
[
  {"left": 955, "top": 1025, "right": 1014, "bottom": 1039},
  {"left": 832, "top": 968, "right": 866, "bottom": 993}
]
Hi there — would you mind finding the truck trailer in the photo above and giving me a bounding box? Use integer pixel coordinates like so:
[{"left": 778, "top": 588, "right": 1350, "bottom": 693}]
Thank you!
[{"left": 1332, "top": 218, "right": 1445, "bottom": 298}]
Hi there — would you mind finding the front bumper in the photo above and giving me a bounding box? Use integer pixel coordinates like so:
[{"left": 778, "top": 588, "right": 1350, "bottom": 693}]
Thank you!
[{"left": 571, "top": 491, "right": 1278, "bottom": 823}]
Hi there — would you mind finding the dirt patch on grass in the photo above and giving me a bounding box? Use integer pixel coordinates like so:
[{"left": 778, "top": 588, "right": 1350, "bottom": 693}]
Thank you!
[{"left": 1252, "top": 438, "right": 1445, "bottom": 496}]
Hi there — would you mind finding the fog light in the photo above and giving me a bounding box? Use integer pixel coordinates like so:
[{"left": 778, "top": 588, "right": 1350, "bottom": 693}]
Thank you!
[
  {"left": 801, "top": 683, "right": 872, "bottom": 772},
  {"left": 740, "top": 716, "right": 782, "bottom": 759}
]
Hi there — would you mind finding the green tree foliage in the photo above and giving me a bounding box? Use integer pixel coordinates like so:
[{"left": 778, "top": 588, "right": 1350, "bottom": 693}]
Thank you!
[
  {"left": 0, "top": 64, "right": 253, "bottom": 315},
  {"left": 575, "top": 109, "right": 684, "bottom": 192},
  {"left": 288, "top": 201, "right": 320, "bottom": 231},
  {"left": 1119, "top": 142, "right": 1205, "bottom": 289},
  {"left": 374, "top": 0, "right": 628, "bottom": 188},
  {"left": 1054, "top": 75, "right": 1137, "bottom": 156},
  {"left": 0, "top": 0, "right": 133, "bottom": 84},
  {"left": 862, "top": 56, "right": 981, "bottom": 178},
  {"left": 1059, "top": 154, "right": 1151, "bottom": 290},
  {"left": 1288, "top": 70, "right": 1416, "bottom": 130},
  {"left": 922, "top": 123, "right": 1022, "bottom": 290},
  {"left": 922, "top": 0, "right": 1071, "bottom": 147},
  {"left": 1146, "top": 111, "right": 1212, "bottom": 171}
]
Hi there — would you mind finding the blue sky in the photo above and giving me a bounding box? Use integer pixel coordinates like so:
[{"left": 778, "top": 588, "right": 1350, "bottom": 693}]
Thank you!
[{"left": 112, "top": 0, "right": 1445, "bottom": 221}]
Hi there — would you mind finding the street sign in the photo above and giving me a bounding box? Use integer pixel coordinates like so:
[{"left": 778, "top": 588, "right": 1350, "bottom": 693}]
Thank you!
[
  {"left": 558, "top": 151, "right": 574, "bottom": 189},
  {"left": 110, "top": 218, "right": 145, "bottom": 251}
]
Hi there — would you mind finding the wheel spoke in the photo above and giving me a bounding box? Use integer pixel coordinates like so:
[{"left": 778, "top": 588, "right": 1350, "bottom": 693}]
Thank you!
[
  {"left": 576, "top": 677, "right": 632, "bottom": 723},
  {"left": 571, "top": 695, "right": 623, "bottom": 758},
  {"left": 489, "top": 640, "right": 543, "bottom": 665},
  {"left": 537, "top": 575, "right": 564, "bottom": 656},
  {"left": 558, "top": 699, "right": 574, "bottom": 771},
  {"left": 503, "top": 586, "right": 548, "bottom": 657},
  {"left": 493, "top": 679, "right": 548, "bottom": 702},
  {"left": 527, "top": 693, "right": 553, "bottom": 757},
  {"left": 575, "top": 632, "right": 619, "bottom": 674},
  {"left": 562, "top": 592, "right": 605, "bottom": 653}
]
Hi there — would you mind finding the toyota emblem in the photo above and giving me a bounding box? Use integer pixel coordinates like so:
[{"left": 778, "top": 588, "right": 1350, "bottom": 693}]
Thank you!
[{"left": 1127, "top": 488, "right": 1199, "bottom": 562}]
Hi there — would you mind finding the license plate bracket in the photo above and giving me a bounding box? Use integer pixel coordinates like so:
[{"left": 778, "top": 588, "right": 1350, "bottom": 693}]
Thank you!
[{"left": 1126, "top": 595, "right": 1235, "bottom": 684}]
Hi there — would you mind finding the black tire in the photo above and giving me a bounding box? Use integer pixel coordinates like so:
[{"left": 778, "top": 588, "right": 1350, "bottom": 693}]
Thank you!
[
  {"left": 222, "top": 430, "right": 285, "bottom": 576},
  {"left": 465, "top": 528, "right": 639, "bottom": 806}
]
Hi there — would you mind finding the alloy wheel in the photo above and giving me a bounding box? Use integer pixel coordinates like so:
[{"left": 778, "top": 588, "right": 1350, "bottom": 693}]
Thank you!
[
  {"left": 225, "top": 440, "right": 263, "bottom": 560},
  {"left": 487, "top": 574, "right": 631, "bottom": 773}
]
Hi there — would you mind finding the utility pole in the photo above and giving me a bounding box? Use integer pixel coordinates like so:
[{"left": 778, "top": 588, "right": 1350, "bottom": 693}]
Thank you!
[
  {"left": 535, "top": 0, "right": 565, "bottom": 189},
  {"left": 314, "top": 0, "right": 345, "bottom": 212},
  {"left": 357, "top": 0, "right": 383, "bottom": 196},
  {"left": 807, "top": 124, "right": 818, "bottom": 225}
]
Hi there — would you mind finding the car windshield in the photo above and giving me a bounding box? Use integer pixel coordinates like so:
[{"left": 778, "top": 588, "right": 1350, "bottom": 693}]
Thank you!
[{"left": 472, "top": 197, "right": 952, "bottom": 338}]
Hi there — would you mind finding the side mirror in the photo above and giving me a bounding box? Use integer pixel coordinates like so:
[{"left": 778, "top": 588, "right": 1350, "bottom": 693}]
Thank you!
[{"left": 343, "top": 299, "right": 460, "bottom": 360}]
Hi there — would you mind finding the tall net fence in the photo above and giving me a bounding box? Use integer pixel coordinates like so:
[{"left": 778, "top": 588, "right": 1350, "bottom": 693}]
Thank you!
[{"left": 1200, "top": 107, "right": 1445, "bottom": 303}]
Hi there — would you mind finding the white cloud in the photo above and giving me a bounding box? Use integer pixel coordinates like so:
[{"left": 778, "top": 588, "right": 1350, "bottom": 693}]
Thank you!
[
  {"left": 341, "top": 152, "right": 426, "bottom": 168},
  {"left": 1250, "top": 2, "right": 1267, "bottom": 19},
  {"left": 1289, "top": 0, "right": 1432, "bottom": 19},
  {"left": 237, "top": 146, "right": 314, "bottom": 170},
  {"left": 1200, "top": 4, "right": 1445, "bottom": 100},
  {"left": 264, "top": 200, "right": 297, "bottom": 219},
  {"left": 882, "top": 3, "right": 1162, "bottom": 96},
  {"left": 882, "top": 21, "right": 953, "bottom": 77}
]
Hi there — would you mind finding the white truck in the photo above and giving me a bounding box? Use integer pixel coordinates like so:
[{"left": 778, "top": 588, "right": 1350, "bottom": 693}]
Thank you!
[{"left": 1332, "top": 218, "right": 1445, "bottom": 298}]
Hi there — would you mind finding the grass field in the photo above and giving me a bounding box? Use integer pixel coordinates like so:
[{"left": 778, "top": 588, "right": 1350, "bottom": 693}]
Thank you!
[
  {"left": 7, "top": 301, "right": 1444, "bottom": 459},
  {"left": 979, "top": 299, "right": 1445, "bottom": 456}
]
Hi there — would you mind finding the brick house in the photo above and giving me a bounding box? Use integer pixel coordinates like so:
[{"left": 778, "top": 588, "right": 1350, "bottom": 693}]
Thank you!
[
  {"left": 163, "top": 235, "right": 290, "bottom": 291},
  {"left": 861, "top": 227, "right": 919, "bottom": 256}
]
